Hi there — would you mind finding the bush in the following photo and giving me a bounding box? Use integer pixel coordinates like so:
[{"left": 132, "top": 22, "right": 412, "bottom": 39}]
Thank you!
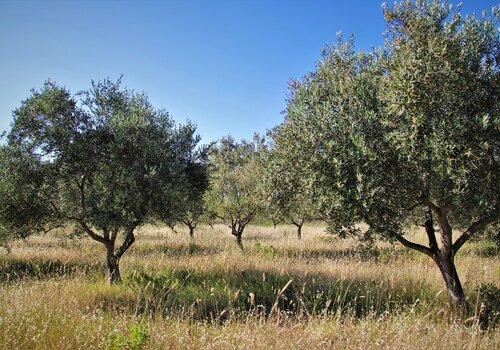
[
  {"left": 106, "top": 322, "right": 149, "bottom": 350},
  {"left": 253, "top": 242, "right": 279, "bottom": 259}
]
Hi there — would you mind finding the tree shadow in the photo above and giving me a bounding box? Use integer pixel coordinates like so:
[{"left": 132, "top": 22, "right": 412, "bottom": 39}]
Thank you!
[
  {"left": 160, "top": 243, "right": 224, "bottom": 257},
  {"left": 124, "top": 265, "right": 438, "bottom": 321},
  {"left": 249, "top": 243, "right": 412, "bottom": 262},
  {"left": 0, "top": 257, "right": 104, "bottom": 282}
]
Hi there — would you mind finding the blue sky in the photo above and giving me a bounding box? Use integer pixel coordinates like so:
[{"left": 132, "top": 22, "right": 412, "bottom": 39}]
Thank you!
[{"left": 0, "top": 0, "right": 497, "bottom": 142}]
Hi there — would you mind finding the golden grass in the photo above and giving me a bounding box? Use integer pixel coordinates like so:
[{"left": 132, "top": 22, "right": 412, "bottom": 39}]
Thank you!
[{"left": 0, "top": 224, "right": 498, "bottom": 349}]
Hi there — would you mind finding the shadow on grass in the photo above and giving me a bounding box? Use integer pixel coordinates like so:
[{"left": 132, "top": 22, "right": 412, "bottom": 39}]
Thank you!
[
  {"left": 160, "top": 243, "right": 223, "bottom": 257},
  {"left": 125, "top": 266, "right": 437, "bottom": 322},
  {"left": 0, "top": 257, "right": 105, "bottom": 282},
  {"left": 133, "top": 242, "right": 223, "bottom": 257},
  {"left": 250, "top": 242, "right": 413, "bottom": 262}
]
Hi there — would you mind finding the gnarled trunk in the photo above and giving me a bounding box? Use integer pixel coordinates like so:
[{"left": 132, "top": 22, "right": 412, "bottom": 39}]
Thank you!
[
  {"left": 291, "top": 219, "right": 304, "bottom": 240},
  {"left": 422, "top": 206, "right": 466, "bottom": 305},
  {"left": 434, "top": 253, "right": 465, "bottom": 304},
  {"left": 236, "top": 233, "right": 244, "bottom": 250},
  {"left": 80, "top": 222, "right": 137, "bottom": 285},
  {"left": 183, "top": 220, "right": 196, "bottom": 238},
  {"left": 231, "top": 225, "right": 245, "bottom": 250},
  {"left": 398, "top": 199, "right": 498, "bottom": 305},
  {"left": 395, "top": 205, "right": 467, "bottom": 305},
  {"left": 106, "top": 245, "right": 121, "bottom": 284}
]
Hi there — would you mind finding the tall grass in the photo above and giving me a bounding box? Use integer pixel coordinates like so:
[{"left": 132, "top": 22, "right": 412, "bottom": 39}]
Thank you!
[{"left": 0, "top": 224, "right": 498, "bottom": 349}]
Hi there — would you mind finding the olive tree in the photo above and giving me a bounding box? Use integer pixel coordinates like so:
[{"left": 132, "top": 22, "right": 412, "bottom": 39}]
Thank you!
[
  {"left": 262, "top": 135, "right": 317, "bottom": 239},
  {"left": 4, "top": 79, "right": 206, "bottom": 283},
  {"left": 205, "top": 136, "right": 265, "bottom": 249},
  {"left": 167, "top": 155, "right": 209, "bottom": 238},
  {"left": 275, "top": 1, "right": 499, "bottom": 304}
]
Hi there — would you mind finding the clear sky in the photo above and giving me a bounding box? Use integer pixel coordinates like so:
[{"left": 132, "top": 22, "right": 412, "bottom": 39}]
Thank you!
[{"left": 0, "top": 0, "right": 497, "bottom": 143}]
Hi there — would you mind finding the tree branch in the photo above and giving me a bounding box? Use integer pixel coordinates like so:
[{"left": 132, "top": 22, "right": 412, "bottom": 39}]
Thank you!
[
  {"left": 418, "top": 196, "right": 441, "bottom": 214},
  {"left": 392, "top": 232, "right": 433, "bottom": 257},
  {"left": 79, "top": 221, "right": 111, "bottom": 246},
  {"left": 110, "top": 228, "right": 119, "bottom": 243},
  {"left": 418, "top": 196, "right": 453, "bottom": 253},
  {"left": 115, "top": 226, "right": 137, "bottom": 259},
  {"left": 241, "top": 212, "right": 255, "bottom": 226},
  {"left": 453, "top": 208, "right": 499, "bottom": 254},
  {"left": 423, "top": 207, "right": 438, "bottom": 252},
  {"left": 182, "top": 219, "right": 196, "bottom": 230}
]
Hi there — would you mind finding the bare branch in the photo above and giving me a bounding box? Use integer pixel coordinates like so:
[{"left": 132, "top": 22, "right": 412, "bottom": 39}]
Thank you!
[
  {"left": 115, "top": 226, "right": 137, "bottom": 259},
  {"left": 391, "top": 232, "right": 433, "bottom": 257},
  {"left": 453, "top": 208, "right": 499, "bottom": 254},
  {"left": 79, "top": 221, "right": 111, "bottom": 246},
  {"left": 423, "top": 207, "right": 438, "bottom": 252}
]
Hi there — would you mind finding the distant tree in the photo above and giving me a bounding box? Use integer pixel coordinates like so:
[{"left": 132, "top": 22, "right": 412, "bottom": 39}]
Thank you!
[
  {"left": 3, "top": 79, "right": 206, "bottom": 283},
  {"left": 262, "top": 134, "right": 317, "bottom": 239},
  {"left": 205, "top": 136, "right": 265, "bottom": 249},
  {"left": 275, "top": 1, "right": 499, "bottom": 304},
  {"left": 266, "top": 201, "right": 285, "bottom": 229},
  {"left": 170, "top": 156, "right": 209, "bottom": 238}
]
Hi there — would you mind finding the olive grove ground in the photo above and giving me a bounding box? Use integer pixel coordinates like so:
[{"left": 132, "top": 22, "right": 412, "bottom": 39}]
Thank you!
[{"left": 0, "top": 223, "right": 498, "bottom": 349}]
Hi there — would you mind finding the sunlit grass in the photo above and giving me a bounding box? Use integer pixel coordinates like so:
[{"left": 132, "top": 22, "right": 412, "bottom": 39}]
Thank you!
[{"left": 0, "top": 224, "right": 498, "bottom": 349}]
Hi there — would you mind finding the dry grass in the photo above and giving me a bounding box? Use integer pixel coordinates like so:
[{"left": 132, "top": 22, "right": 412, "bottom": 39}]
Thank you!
[{"left": 0, "top": 224, "right": 498, "bottom": 349}]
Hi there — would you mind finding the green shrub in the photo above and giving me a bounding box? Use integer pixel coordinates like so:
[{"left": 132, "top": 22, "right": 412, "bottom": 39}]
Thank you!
[
  {"left": 106, "top": 322, "right": 149, "bottom": 350},
  {"left": 253, "top": 242, "right": 279, "bottom": 259}
]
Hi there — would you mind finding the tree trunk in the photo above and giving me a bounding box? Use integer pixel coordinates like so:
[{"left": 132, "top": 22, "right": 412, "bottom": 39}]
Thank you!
[
  {"left": 424, "top": 207, "right": 438, "bottom": 251},
  {"left": 297, "top": 224, "right": 302, "bottom": 240},
  {"left": 292, "top": 219, "right": 304, "bottom": 240},
  {"left": 236, "top": 233, "right": 244, "bottom": 250},
  {"left": 231, "top": 222, "right": 245, "bottom": 251},
  {"left": 80, "top": 222, "right": 136, "bottom": 285},
  {"left": 434, "top": 253, "right": 465, "bottom": 305},
  {"left": 395, "top": 205, "right": 468, "bottom": 305},
  {"left": 106, "top": 246, "right": 121, "bottom": 284},
  {"left": 185, "top": 222, "right": 194, "bottom": 238}
]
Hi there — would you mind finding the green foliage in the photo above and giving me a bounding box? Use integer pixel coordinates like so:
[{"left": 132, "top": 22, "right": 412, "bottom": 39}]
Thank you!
[
  {"left": 204, "top": 136, "right": 266, "bottom": 236},
  {"left": 4, "top": 78, "right": 205, "bottom": 235},
  {"left": 0, "top": 144, "right": 54, "bottom": 246},
  {"left": 273, "top": 1, "right": 499, "bottom": 243},
  {"left": 262, "top": 131, "right": 318, "bottom": 230},
  {"left": 1, "top": 78, "right": 206, "bottom": 280},
  {"left": 106, "top": 322, "right": 149, "bottom": 350},
  {"left": 164, "top": 146, "right": 209, "bottom": 234},
  {"left": 253, "top": 242, "right": 279, "bottom": 259},
  {"left": 269, "top": 1, "right": 499, "bottom": 304}
]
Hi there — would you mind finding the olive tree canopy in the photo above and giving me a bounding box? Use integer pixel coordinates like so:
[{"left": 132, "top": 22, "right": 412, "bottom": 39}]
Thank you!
[
  {"left": 274, "top": 1, "right": 499, "bottom": 304},
  {"left": 205, "top": 136, "right": 266, "bottom": 249},
  {"left": 2, "top": 79, "right": 206, "bottom": 283},
  {"left": 262, "top": 132, "right": 318, "bottom": 239}
]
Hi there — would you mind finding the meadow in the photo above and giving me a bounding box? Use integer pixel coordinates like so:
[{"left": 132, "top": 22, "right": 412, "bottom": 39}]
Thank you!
[{"left": 0, "top": 223, "right": 498, "bottom": 349}]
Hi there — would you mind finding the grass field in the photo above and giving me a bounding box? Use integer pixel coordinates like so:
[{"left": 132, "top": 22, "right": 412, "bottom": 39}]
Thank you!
[{"left": 0, "top": 223, "right": 498, "bottom": 349}]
